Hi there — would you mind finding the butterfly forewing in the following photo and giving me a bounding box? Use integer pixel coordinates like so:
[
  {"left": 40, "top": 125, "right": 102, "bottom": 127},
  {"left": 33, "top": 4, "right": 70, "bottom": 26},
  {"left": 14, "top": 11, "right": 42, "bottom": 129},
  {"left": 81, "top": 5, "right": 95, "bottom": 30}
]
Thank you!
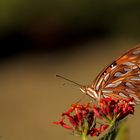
[{"left": 91, "top": 45, "right": 140, "bottom": 102}]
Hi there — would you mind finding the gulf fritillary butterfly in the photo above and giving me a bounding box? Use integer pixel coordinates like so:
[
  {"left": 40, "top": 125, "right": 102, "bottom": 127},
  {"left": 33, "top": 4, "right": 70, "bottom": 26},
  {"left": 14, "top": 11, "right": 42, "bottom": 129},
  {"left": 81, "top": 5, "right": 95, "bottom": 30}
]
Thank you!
[{"left": 57, "top": 45, "right": 140, "bottom": 103}]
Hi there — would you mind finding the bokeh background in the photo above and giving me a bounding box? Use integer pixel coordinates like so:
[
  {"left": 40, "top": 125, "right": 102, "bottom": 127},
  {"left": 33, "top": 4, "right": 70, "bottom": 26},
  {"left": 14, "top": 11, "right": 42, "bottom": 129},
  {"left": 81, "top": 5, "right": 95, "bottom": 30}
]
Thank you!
[{"left": 0, "top": 1, "right": 140, "bottom": 140}]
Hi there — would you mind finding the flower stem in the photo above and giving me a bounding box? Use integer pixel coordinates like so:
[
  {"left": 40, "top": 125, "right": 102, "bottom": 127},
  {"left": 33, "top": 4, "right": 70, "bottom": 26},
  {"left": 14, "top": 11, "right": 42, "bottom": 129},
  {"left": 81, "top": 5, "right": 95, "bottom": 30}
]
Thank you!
[{"left": 81, "top": 133, "right": 88, "bottom": 140}]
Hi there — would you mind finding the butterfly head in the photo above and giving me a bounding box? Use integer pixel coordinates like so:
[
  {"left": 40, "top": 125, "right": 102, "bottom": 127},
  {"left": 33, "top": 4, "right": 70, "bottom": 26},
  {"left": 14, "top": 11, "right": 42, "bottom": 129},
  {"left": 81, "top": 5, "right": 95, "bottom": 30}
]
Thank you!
[{"left": 80, "top": 86, "right": 100, "bottom": 100}]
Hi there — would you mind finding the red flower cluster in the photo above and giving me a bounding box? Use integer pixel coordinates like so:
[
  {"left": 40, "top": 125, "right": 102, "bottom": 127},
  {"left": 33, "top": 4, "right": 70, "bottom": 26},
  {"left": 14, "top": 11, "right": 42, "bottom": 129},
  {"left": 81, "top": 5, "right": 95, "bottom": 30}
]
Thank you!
[
  {"left": 93, "top": 97, "right": 134, "bottom": 123},
  {"left": 54, "top": 103, "right": 108, "bottom": 137},
  {"left": 54, "top": 97, "right": 135, "bottom": 137}
]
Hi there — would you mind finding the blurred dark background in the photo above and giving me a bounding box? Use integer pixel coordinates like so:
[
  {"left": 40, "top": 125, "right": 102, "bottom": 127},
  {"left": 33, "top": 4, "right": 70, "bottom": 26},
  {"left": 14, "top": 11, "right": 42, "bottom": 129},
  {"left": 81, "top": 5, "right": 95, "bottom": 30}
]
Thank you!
[
  {"left": 1, "top": 0, "right": 140, "bottom": 57},
  {"left": 0, "top": 1, "right": 140, "bottom": 140}
]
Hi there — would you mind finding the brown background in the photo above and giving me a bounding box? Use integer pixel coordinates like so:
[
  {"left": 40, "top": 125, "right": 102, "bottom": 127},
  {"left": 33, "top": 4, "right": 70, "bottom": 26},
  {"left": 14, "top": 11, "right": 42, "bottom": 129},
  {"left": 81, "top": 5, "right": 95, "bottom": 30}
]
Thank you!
[{"left": 0, "top": 40, "right": 140, "bottom": 140}]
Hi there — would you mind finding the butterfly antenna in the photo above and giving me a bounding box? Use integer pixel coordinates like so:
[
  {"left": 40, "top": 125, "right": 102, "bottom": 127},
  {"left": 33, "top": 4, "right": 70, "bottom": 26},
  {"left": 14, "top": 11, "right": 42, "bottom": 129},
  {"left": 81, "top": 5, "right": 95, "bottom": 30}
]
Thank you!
[{"left": 56, "top": 75, "right": 83, "bottom": 87}]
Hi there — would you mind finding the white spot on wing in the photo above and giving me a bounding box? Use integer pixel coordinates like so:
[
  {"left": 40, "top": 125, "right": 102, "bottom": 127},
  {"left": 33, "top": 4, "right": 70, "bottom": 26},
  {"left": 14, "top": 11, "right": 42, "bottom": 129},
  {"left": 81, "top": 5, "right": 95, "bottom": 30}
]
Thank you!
[
  {"left": 102, "top": 90, "right": 113, "bottom": 94},
  {"left": 123, "top": 62, "right": 135, "bottom": 66},
  {"left": 125, "top": 88, "right": 135, "bottom": 93},
  {"left": 96, "top": 78, "right": 103, "bottom": 91},
  {"left": 119, "top": 92, "right": 128, "bottom": 98},
  {"left": 132, "top": 65, "right": 138, "bottom": 69},
  {"left": 104, "top": 73, "right": 110, "bottom": 81},
  {"left": 132, "top": 50, "right": 140, "bottom": 55},
  {"left": 105, "top": 81, "right": 122, "bottom": 88},
  {"left": 114, "top": 72, "right": 123, "bottom": 77},
  {"left": 124, "top": 68, "right": 132, "bottom": 72},
  {"left": 111, "top": 65, "right": 117, "bottom": 70},
  {"left": 125, "top": 82, "right": 135, "bottom": 88},
  {"left": 130, "top": 77, "right": 140, "bottom": 81}
]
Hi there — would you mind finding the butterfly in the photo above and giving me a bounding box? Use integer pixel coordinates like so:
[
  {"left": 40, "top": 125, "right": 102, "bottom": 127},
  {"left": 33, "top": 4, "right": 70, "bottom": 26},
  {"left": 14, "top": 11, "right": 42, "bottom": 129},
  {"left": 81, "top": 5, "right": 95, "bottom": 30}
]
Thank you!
[{"left": 57, "top": 45, "right": 140, "bottom": 103}]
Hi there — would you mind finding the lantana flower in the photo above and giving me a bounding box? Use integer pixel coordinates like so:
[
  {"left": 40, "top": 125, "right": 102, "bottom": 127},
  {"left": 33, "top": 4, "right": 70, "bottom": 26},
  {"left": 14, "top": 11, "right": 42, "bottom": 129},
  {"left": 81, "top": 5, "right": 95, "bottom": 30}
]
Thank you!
[
  {"left": 93, "top": 97, "right": 134, "bottom": 125},
  {"left": 54, "top": 97, "right": 135, "bottom": 140},
  {"left": 54, "top": 103, "right": 109, "bottom": 138}
]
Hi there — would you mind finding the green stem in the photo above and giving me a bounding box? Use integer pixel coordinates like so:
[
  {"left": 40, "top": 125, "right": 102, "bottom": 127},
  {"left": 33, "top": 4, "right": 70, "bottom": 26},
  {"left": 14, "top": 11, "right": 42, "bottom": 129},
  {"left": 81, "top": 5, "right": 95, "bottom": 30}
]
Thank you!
[{"left": 81, "top": 133, "right": 88, "bottom": 140}]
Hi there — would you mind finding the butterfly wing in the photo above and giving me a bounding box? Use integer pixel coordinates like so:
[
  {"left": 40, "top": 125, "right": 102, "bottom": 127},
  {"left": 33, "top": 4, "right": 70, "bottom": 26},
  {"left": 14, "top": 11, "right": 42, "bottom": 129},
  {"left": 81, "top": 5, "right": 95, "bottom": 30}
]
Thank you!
[{"left": 92, "top": 45, "right": 140, "bottom": 102}]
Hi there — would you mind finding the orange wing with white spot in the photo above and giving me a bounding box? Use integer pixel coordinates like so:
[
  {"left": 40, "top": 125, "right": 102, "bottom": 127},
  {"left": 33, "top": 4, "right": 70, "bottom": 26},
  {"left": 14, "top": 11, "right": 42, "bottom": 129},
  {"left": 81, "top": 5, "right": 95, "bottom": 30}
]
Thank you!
[{"left": 91, "top": 45, "right": 140, "bottom": 102}]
